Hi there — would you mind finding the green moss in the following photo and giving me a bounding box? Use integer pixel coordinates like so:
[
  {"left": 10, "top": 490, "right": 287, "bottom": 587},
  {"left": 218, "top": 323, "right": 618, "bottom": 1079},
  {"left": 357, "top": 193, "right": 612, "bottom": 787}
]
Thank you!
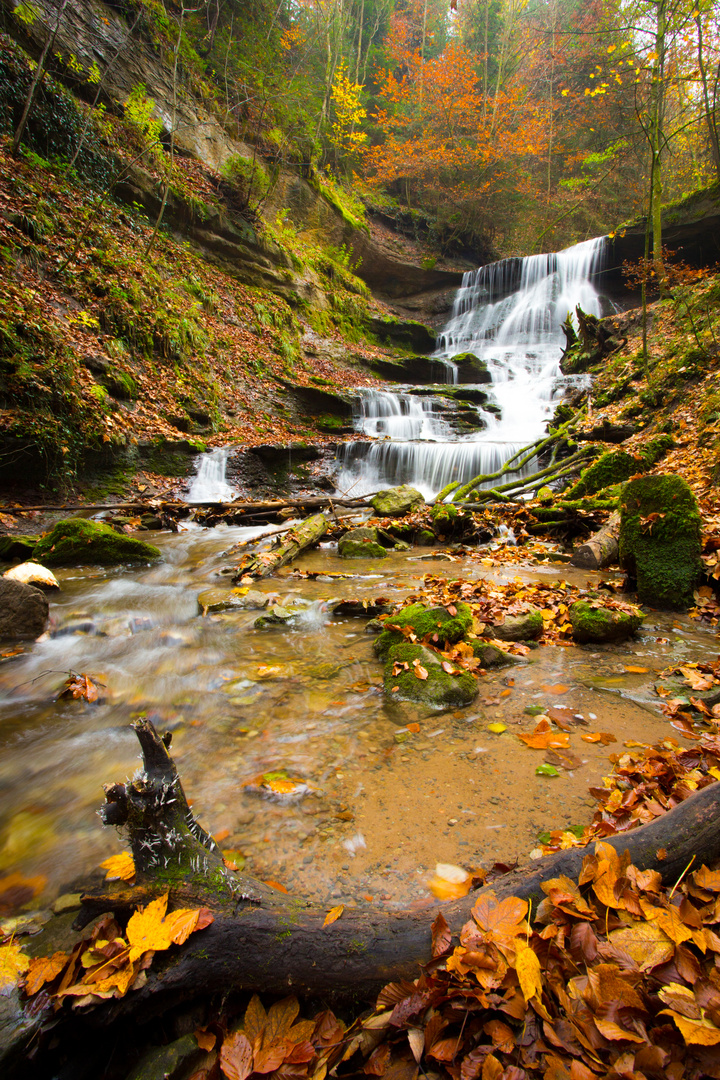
[
  {"left": 383, "top": 643, "right": 478, "bottom": 708},
  {"left": 619, "top": 474, "right": 702, "bottom": 610},
  {"left": 565, "top": 450, "right": 642, "bottom": 499},
  {"left": 374, "top": 601, "right": 473, "bottom": 660},
  {"left": 34, "top": 518, "right": 162, "bottom": 566},
  {"left": 641, "top": 433, "right": 674, "bottom": 465},
  {"left": 569, "top": 599, "right": 643, "bottom": 643}
]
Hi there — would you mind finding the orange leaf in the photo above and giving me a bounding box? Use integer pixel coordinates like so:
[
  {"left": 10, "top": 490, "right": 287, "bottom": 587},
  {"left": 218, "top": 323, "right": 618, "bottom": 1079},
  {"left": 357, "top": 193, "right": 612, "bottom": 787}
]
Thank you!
[
  {"left": 472, "top": 892, "right": 528, "bottom": 944},
  {"left": 541, "top": 683, "right": 569, "bottom": 695},
  {"left": 100, "top": 852, "right": 136, "bottom": 882},
  {"left": 624, "top": 665, "right": 650, "bottom": 673},
  {"left": 126, "top": 893, "right": 171, "bottom": 961},
  {"left": 414, "top": 664, "right": 429, "bottom": 681},
  {"left": 581, "top": 732, "right": 617, "bottom": 745},
  {"left": 25, "top": 952, "right": 68, "bottom": 995},
  {"left": 431, "top": 911, "right": 451, "bottom": 957},
  {"left": 163, "top": 908, "right": 201, "bottom": 946},
  {"left": 263, "top": 880, "right": 289, "bottom": 894},
  {"left": 195, "top": 1028, "right": 216, "bottom": 1052},
  {"left": 323, "top": 905, "right": 344, "bottom": 927},
  {"left": 407, "top": 723, "right": 420, "bottom": 734},
  {"left": 221, "top": 1031, "right": 254, "bottom": 1080}
]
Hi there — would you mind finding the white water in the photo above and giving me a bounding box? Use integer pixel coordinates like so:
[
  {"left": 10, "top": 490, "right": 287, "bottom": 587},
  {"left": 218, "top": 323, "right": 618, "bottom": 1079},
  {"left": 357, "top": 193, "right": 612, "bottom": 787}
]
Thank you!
[
  {"left": 337, "top": 237, "right": 607, "bottom": 500},
  {"left": 187, "top": 448, "right": 236, "bottom": 503}
]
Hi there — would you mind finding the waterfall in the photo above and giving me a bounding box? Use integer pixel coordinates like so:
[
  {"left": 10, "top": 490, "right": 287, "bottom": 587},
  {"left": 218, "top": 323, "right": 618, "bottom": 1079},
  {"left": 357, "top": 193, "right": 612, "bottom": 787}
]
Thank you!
[
  {"left": 336, "top": 237, "right": 607, "bottom": 500},
  {"left": 186, "top": 448, "right": 236, "bottom": 503}
]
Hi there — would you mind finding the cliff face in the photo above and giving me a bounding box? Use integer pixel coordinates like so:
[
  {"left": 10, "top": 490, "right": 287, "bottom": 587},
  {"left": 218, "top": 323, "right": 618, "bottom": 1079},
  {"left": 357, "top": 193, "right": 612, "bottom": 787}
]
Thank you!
[{"left": 0, "top": 0, "right": 463, "bottom": 313}]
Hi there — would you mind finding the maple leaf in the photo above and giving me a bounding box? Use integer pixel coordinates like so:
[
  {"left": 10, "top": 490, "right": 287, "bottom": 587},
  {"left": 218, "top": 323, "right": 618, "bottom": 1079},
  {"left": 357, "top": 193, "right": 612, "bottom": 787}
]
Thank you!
[
  {"left": 471, "top": 892, "right": 528, "bottom": 951},
  {"left": 0, "top": 941, "right": 29, "bottom": 994},
  {"left": 25, "top": 951, "right": 67, "bottom": 995},
  {"left": 100, "top": 852, "right": 136, "bottom": 882}
]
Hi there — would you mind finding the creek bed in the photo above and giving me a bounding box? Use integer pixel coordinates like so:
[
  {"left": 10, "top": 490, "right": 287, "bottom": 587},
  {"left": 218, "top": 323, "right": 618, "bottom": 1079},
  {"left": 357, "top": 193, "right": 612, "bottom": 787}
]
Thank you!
[{"left": 0, "top": 524, "right": 714, "bottom": 911}]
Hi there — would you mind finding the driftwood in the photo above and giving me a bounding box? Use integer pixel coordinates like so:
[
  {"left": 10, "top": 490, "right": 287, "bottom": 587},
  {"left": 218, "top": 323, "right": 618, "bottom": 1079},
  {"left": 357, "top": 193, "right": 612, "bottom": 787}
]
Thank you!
[
  {"left": 0, "top": 495, "right": 376, "bottom": 516},
  {"left": 75, "top": 719, "right": 720, "bottom": 1016},
  {"left": 569, "top": 510, "right": 620, "bottom": 569},
  {"left": 231, "top": 512, "right": 329, "bottom": 580}
]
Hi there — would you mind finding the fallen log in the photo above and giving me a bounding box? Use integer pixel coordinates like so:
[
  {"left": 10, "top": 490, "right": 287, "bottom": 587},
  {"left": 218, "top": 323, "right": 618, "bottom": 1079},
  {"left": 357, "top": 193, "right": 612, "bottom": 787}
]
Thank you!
[
  {"left": 569, "top": 510, "right": 620, "bottom": 569},
  {"left": 231, "top": 512, "right": 329, "bottom": 579},
  {"left": 75, "top": 719, "right": 720, "bottom": 1016},
  {"left": 0, "top": 495, "right": 376, "bottom": 516}
]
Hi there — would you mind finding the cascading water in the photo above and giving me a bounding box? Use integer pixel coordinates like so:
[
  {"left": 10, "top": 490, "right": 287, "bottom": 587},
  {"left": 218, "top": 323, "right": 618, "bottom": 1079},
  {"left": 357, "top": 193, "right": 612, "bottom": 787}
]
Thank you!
[
  {"left": 186, "top": 447, "right": 236, "bottom": 503},
  {"left": 336, "top": 236, "right": 608, "bottom": 500}
]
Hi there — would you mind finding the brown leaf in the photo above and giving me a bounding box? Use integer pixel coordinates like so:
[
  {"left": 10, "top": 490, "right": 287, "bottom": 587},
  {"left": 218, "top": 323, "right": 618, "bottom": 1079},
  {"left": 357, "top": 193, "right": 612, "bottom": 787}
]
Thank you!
[
  {"left": 265, "top": 996, "right": 300, "bottom": 1044},
  {"left": 195, "top": 1029, "right": 216, "bottom": 1052},
  {"left": 481, "top": 1055, "right": 503, "bottom": 1080},
  {"left": 431, "top": 911, "right": 451, "bottom": 958},
  {"left": 483, "top": 1018, "right": 514, "bottom": 1053},
  {"left": 413, "top": 665, "right": 428, "bottom": 681},
  {"left": 364, "top": 1044, "right": 391, "bottom": 1075},
  {"left": 221, "top": 1031, "right": 254, "bottom": 1080},
  {"left": 244, "top": 994, "right": 268, "bottom": 1046}
]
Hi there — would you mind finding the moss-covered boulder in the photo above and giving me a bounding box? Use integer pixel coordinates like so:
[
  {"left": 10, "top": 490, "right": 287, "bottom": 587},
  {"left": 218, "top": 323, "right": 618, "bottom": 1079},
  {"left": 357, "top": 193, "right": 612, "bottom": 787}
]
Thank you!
[
  {"left": 338, "top": 526, "right": 388, "bottom": 559},
  {"left": 619, "top": 474, "right": 702, "bottom": 610},
  {"left": 0, "top": 536, "right": 39, "bottom": 563},
  {"left": 370, "top": 486, "right": 425, "bottom": 518},
  {"left": 384, "top": 643, "right": 478, "bottom": 708},
  {"left": 34, "top": 519, "right": 162, "bottom": 566},
  {"left": 374, "top": 601, "right": 474, "bottom": 660},
  {"left": 565, "top": 449, "right": 642, "bottom": 499},
  {"left": 490, "top": 609, "right": 543, "bottom": 641},
  {"left": 569, "top": 599, "right": 643, "bottom": 643},
  {"left": 472, "top": 642, "right": 521, "bottom": 668},
  {"left": 451, "top": 352, "right": 492, "bottom": 384}
]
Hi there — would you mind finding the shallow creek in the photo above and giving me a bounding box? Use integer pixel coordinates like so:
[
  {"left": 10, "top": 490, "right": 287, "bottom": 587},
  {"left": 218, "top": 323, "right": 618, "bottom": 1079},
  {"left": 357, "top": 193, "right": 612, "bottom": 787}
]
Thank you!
[{"left": 0, "top": 524, "right": 713, "bottom": 911}]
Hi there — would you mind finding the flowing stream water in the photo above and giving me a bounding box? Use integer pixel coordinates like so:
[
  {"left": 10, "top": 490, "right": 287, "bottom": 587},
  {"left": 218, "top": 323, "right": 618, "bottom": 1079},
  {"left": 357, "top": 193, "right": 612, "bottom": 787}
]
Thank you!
[
  {"left": 2, "top": 236, "right": 705, "bottom": 917},
  {"left": 336, "top": 237, "right": 607, "bottom": 499}
]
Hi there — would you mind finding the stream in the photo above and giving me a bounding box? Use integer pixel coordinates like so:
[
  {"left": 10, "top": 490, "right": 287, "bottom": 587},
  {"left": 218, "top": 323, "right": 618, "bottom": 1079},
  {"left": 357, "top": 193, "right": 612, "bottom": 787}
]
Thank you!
[{"left": 0, "top": 236, "right": 704, "bottom": 916}]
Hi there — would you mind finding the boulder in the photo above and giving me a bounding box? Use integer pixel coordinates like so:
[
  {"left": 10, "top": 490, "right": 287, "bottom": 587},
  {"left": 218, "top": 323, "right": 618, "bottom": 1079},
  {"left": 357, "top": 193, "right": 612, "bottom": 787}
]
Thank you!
[
  {"left": 374, "top": 601, "right": 473, "bottom": 660},
  {"left": 384, "top": 643, "right": 478, "bottom": 708},
  {"left": 619, "top": 474, "right": 702, "bottom": 610},
  {"left": 3, "top": 561, "right": 59, "bottom": 590},
  {"left": 472, "top": 642, "right": 521, "bottom": 667},
  {"left": 254, "top": 604, "right": 305, "bottom": 628},
  {"left": 0, "top": 578, "right": 49, "bottom": 640},
  {"left": 33, "top": 519, "right": 162, "bottom": 567},
  {"left": 569, "top": 599, "right": 644, "bottom": 643},
  {"left": 0, "top": 536, "right": 39, "bottom": 563},
  {"left": 451, "top": 352, "right": 493, "bottom": 384},
  {"left": 370, "top": 486, "right": 425, "bottom": 518},
  {"left": 490, "top": 609, "right": 543, "bottom": 641},
  {"left": 338, "top": 526, "right": 388, "bottom": 559},
  {"left": 197, "top": 588, "right": 269, "bottom": 613}
]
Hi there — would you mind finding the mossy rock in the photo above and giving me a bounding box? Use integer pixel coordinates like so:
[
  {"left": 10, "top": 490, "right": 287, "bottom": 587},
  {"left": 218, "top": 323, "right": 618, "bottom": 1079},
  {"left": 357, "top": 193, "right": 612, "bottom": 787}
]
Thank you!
[
  {"left": 490, "top": 609, "right": 543, "bottom": 641},
  {"left": 565, "top": 450, "right": 643, "bottom": 499},
  {"left": 33, "top": 519, "right": 161, "bottom": 567},
  {"left": 641, "top": 433, "right": 675, "bottom": 466},
  {"left": 338, "top": 527, "right": 388, "bottom": 559},
  {"left": 431, "top": 503, "right": 458, "bottom": 530},
  {"left": 569, "top": 599, "right": 643, "bottom": 643},
  {"left": 370, "top": 486, "right": 425, "bottom": 518},
  {"left": 384, "top": 643, "right": 478, "bottom": 708},
  {"left": 374, "top": 601, "right": 473, "bottom": 660},
  {"left": 0, "top": 536, "right": 39, "bottom": 563},
  {"left": 472, "top": 642, "right": 521, "bottom": 667},
  {"left": 619, "top": 474, "right": 702, "bottom": 610},
  {"left": 417, "top": 529, "right": 437, "bottom": 546},
  {"left": 451, "top": 352, "right": 492, "bottom": 384}
]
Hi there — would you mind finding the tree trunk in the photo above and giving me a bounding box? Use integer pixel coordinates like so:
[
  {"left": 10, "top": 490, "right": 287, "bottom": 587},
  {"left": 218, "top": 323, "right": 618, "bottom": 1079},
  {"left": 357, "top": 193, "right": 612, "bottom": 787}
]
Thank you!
[
  {"left": 569, "top": 510, "right": 620, "bottom": 569},
  {"left": 231, "top": 513, "right": 329, "bottom": 579},
  {"left": 77, "top": 720, "right": 720, "bottom": 1016}
]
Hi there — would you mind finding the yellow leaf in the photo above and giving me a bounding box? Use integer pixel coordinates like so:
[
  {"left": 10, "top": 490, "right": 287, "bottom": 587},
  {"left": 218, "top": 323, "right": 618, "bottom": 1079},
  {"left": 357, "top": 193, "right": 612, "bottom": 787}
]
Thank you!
[
  {"left": 126, "top": 893, "right": 171, "bottom": 961},
  {"left": 487, "top": 723, "right": 507, "bottom": 734},
  {"left": 608, "top": 922, "right": 674, "bottom": 969},
  {"left": 162, "top": 908, "right": 200, "bottom": 946},
  {"left": 100, "top": 852, "right": 136, "bottom": 882},
  {"left": 0, "top": 941, "right": 29, "bottom": 994},
  {"left": 323, "top": 905, "right": 344, "bottom": 927},
  {"left": 660, "top": 1009, "right": 720, "bottom": 1045},
  {"left": 515, "top": 943, "right": 542, "bottom": 1002}
]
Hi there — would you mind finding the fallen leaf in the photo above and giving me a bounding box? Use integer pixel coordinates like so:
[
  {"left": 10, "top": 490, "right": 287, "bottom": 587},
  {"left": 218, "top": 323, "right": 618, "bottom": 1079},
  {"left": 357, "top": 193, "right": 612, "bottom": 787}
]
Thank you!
[
  {"left": 487, "top": 723, "right": 507, "bottom": 734},
  {"left": 323, "top": 905, "right": 344, "bottom": 927},
  {"left": 541, "top": 684, "right": 569, "bottom": 695},
  {"left": 536, "top": 764, "right": 559, "bottom": 777},
  {"left": 100, "top": 852, "right": 136, "bottom": 882},
  {"left": 0, "top": 941, "right": 29, "bottom": 995},
  {"left": 581, "top": 732, "right": 617, "bottom": 745},
  {"left": 625, "top": 665, "right": 650, "bottom": 673},
  {"left": 515, "top": 942, "right": 542, "bottom": 1002},
  {"left": 221, "top": 1030, "right": 254, "bottom": 1080},
  {"left": 25, "top": 952, "right": 67, "bottom": 995}
]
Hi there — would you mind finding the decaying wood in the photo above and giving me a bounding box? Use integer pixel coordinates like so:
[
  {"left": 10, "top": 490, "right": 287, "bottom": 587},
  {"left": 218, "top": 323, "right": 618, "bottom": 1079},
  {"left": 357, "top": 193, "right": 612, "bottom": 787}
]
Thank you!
[
  {"left": 232, "top": 512, "right": 330, "bottom": 579},
  {"left": 0, "top": 495, "right": 376, "bottom": 516},
  {"left": 78, "top": 719, "right": 720, "bottom": 1013},
  {"left": 569, "top": 510, "right": 620, "bottom": 569}
]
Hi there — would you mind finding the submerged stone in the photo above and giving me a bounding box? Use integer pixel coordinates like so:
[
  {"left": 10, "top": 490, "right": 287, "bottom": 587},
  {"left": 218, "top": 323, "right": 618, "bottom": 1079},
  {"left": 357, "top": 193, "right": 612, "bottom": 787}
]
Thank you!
[
  {"left": 370, "top": 485, "right": 425, "bottom": 518},
  {"left": 338, "top": 526, "right": 388, "bottom": 559},
  {"left": 569, "top": 599, "right": 643, "bottom": 643},
  {"left": 383, "top": 643, "right": 478, "bottom": 708},
  {"left": 34, "top": 519, "right": 161, "bottom": 566},
  {"left": 472, "top": 642, "right": 521, "bottom": 667},
  {"left": 619, "top": 473, "right": 702, "bottom": 610},
  {"left": 197, "top": 588, "right": 268, "bottom": 613},
  {"left": 374, "top": 601, "right": 473, "bottom": 660}
]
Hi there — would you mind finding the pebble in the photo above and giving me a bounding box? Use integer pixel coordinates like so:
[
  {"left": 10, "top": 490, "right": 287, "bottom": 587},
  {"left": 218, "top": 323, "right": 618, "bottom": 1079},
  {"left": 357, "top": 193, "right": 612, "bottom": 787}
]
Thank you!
[{"left": 448, "top": 818, "right": 458, "bottom": 826}]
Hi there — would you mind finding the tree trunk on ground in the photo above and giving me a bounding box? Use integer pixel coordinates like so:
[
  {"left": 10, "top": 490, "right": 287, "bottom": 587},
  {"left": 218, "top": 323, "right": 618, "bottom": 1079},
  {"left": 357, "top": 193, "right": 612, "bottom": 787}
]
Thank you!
[
  {"left": 231, "top": 513, "right": 329, "bottom": 579},
  {"left": 75, "top": 720, "right": 720, "bottom": 1017},
  {"left": 569, "top": 510, "right": 620, "bottom": 569}
]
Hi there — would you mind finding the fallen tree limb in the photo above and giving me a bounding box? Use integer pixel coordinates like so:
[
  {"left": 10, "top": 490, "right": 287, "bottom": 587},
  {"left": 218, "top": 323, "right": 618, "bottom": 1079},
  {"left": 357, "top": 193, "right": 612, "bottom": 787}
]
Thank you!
[
  {"left": 231, "top": 512, "right": 329, "bottom": 579},
  {"left": 75, "top": 719, "right": 720, "bottom": 1016},
  {"left": 569, "top": 510, "right": 620, "bottom": 569},
  {"left": 0, "top": 496, "right": 377, "bottom": 516}
]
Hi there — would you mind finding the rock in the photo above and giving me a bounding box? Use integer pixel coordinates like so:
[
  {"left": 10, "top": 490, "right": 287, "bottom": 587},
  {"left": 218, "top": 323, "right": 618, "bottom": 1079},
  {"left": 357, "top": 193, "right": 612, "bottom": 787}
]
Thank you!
[
  {"left": 198, "top": 588, "right": 268, "bottom": 613},
  {"left": 338, "top": 526, "right": 388, "bottom": 559},
  {"left": 472, "top": 642, "right": 521, "bottom": 667},
  {"left": 52, "top": 892, "right": 82, "bottom": 914},
  {"left": 33, "top": 519, "right": 162, "bottom": 566},
  {"left": 0, "top": 579, "right": 49, "bottom": 640},
  {"left": 490, "top": 609, "right": 543, "bottom": 641},
  {"left": 126, "top": 1033, "right": 207, "bottom": 1080},
  {"left": 565, "top": 450, "right": 643, "bottom": 499},
  {"left": 576, "top": 419, "right": 638, "bottom": 444},
  {"left": 254, "top": 603, "right": 307, "bottom": 628},
  {"left": 417, "top": 529, "right": 437, "bottom": 546},
  {"left": 370, "top": 486, "right": 425, "bottom": 518},
  {"left": 366, "top": 316, "right": 436, "bottom": 353},
  {"left": 451, "top": 352, "right": 493, "bottom": 384},
  {"left": 383, "top": 643, "right": 478, "bottom": 708},
  {"left": 619, "top": 474, "right": 702, "bottom": 610},
  {"left": 3, "top": 561, "right": 59, "bottom": 590},
  {"left": 0, "top": 536, "right": 39, "bottom": 563},
  {"left": 140, "top": 514, "right": 163, "bottom": 530},
  {"left": 374, "top": 601, "right": 474, "bottom": 660},
  {"left": 569, "top": 599, "right": 643, "bottom": 643}
]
